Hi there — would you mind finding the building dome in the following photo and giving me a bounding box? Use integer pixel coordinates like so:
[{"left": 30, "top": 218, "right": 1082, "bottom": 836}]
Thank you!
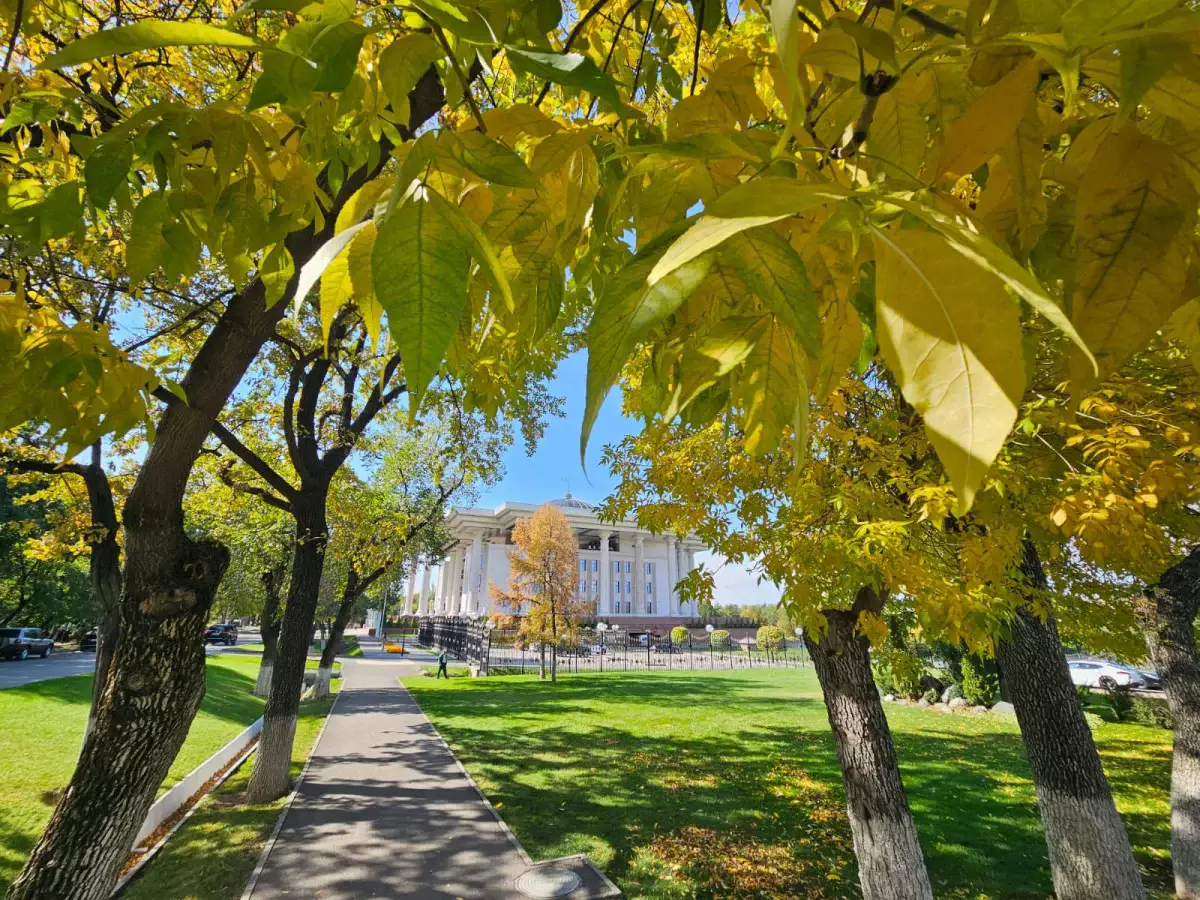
[{"left": 550, "top": 493, "right": 595, "bottom": 511}]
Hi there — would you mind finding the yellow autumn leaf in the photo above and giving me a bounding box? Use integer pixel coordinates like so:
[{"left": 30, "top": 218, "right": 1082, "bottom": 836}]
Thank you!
[
  {"left": 872, "top": 228, "right": 1025, "bottom": 515},
  {"left": 1070, "top": 126, "right": 1198, "bottom": 386},
  {"left": 932, "top": 57, "right": 1040, "bottom": 182}
]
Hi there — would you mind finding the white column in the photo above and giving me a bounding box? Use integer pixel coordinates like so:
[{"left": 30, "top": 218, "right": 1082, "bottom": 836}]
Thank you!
[
  {"left": 434, "top": 560, "right": 446, "bottom": 613},
  {"left": 464, "top": 532, "right": 482, "bottom": 614},
  {"left": 599, "top": 531, "right": 611, "bottom": 616},
  {"left": 405, "top": 556, "right": 418, "bottom": 614},
  {"left": 665, "top": 535, "right": 677, "bottom": 617},
  {"left": 419, "top": 563, "right": 432, "bottom": 615},
  {"left": 634, "top": 535, "right": 645, "bottom": 616},
  {"left": 450, "top": 547, "right": 464, "bottom": 615}
]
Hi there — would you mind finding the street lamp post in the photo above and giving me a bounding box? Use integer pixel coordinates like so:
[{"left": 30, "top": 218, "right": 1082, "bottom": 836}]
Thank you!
[
  {"left": 596, "top": 622, "right": 607, "bottom": 674},
  {"left": 706, "top": 623, "right": 715, "bottom": 669}
]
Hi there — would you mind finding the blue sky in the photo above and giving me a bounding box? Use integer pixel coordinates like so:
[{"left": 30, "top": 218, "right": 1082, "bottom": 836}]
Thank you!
[{"left": 473, "top": 349, "right": 783, "bottom": 607}]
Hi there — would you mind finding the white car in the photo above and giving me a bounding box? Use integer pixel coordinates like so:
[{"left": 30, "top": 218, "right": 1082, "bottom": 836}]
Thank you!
[{"left": 1068, "top": 659, "right": 1145, "bottom": 689}]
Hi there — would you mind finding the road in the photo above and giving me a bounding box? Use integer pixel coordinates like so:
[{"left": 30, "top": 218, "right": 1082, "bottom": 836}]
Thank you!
[
  {"left": 0, "top": 651, "right": 97, "bottom": 690},
  {"left": 1, "top": 627, "right": 264, "bottom": 689}
]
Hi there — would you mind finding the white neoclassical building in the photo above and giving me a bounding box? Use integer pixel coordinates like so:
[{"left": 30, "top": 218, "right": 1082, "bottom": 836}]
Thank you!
[{"left": 406, "top": 496, "right": 708, "bottom": 625}]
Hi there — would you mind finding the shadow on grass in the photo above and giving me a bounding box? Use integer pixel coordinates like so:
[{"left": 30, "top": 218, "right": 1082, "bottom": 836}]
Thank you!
[{"left": 409, "top": 671, "right": 1173, "bottom": 899}]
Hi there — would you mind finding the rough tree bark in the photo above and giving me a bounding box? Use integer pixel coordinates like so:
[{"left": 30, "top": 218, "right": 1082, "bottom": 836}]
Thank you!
[
  {"left": 254, "top": 558, "right": 286, "bottom": 698},
  {"left": 8, "top": 68, "right": 454, "bottom": 899},
  {"left": 994, "top": 540, "right": 1146, "bottom": 900},
  {"left": 247, "top": 496, "right": 329, "bottom": 802},
  {"left": 803, "top": 587, "right": 933, "bottom": 900},
  {"left": 1135, "top": 547, "right": 1200, "bottom": 899}
]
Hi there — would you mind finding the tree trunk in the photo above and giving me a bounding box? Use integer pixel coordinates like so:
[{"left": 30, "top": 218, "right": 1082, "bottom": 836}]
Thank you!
[
  {"left": 995, "top": 541, "right": 1146, "bottom": 900},
  {"left": 1136, "top": 546, "right": 1200, "bottom": 899},
  {"left": 6, "top": 539, "right": 227, "bottom": 900},
  {"left": 247, "top": 497, "right": 329, "bottom": 803},
  {"left": 80, "top": 448, "right": 122, "bottom": 738},
  {"left": 804, "top": 588, "right": 933, "bottom": 900},
  {"left": 254, "top": 560, "right": 286, "bottom": 698},
  {"left": 313, "top": 573, "right": 357, "bottom": 700}
]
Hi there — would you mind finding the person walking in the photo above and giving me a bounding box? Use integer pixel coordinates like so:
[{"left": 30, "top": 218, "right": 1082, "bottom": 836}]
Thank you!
[{"left": 436, "top": 650, "right": 449, "bottom": 680}]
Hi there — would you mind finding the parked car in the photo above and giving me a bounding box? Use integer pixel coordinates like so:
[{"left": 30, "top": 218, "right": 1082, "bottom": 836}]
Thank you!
[
  {"left": 1132, "top": 667, "right": 1161, "bottom": 690},
  {"left": 1068, "top": 659, "right": 1145, "bottom": 690},
  {"left": 0, "top": 627, "right": 54, "bottom": 660},
  {"left": 203, "top": 623, "right": 239, "bottom": 646}
]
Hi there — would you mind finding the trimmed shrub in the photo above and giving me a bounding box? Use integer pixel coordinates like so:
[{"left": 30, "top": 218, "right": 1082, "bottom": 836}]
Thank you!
[
  {"left": 943, "top": 683, "right": 964, "bottom": 703},
  {"left": 670, "top": 626, "right": 690, "bottom": 645},
  {"left": 961, "top": 655, "right": 998, "bottom": 707},
  {"left": 922, "top": 688, "right": 939, "bottom": 704},
  {"left": 756, "top": 625, "right": 784, "bottom": 652},
  {"left": 1104, "top": 684, "right": 1134, "bottom": 721},
  {"left": 1127, "top": 695, "right": 1173, "bottom": 729},
  {"left": 1076, "top": 684, "right": 1093, "bottom": 706},
  {"left": 710, "top": 629, "right": 730, "bottom": 650},
  {"left": 1084, "top": 711, "right": 1106, "bottom": 731},
  {"left": 875, "top": 647, "right": 925, "bottom": 699}
]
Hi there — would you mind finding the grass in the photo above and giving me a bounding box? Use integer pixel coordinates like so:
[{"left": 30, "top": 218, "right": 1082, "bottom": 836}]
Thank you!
[
  {"left": 123, "top": 690, "right": 338, "bottom": 900},
  {"left": 404, "top": 667, "right": 1173, "bottom": 899},
  {"left": 0, "top": 654, "right": 266, "bottom": 892}
]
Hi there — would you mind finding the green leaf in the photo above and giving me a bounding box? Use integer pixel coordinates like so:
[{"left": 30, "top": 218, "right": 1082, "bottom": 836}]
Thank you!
[
  {"left": 126, "top": 192, "right": 171, "bottom": 283},
  {"left": 1061, "top": 0, "right": 1183, "bottom": 48},
  {"left": 445, "top": 130, "right": 537, "bottom": 188},
  {"left": 41, "top": 21, "right": 263, "bottom": 69},
  {"left": 311, "top": 20, "right": 366, "bottom": 93},
  {"left": 261, "top": 243, "right": 295, "bottom": 308},
  {"left": 721, "top": 227, "right": 821, "bottom": 358},
  {"left": 832, "top": 19, "right": 897, "bottom": 70},
  {"left": 582, "top": 250, "right": 716, "bottom": 462},
  {"left": 371, "top": 192, "right": 472, "bottom": 410},
  {"left": 84, "top": 142, "right": 133, "bottom": 208},
  {"left": 872, "top": 227, "right": 1025, "bottom": 515},
  {"left": 738, "top": 317, "right": 806, "bottom": 455},
  {"left": 505, "top": 46, "right": 625, "bottom": 111},
  {"left": 877, "top": 194, "right": 1095, "bottom": 371},
  {"left": 413, "top": 0, "right": 495, "bottom": 43},
  {"left": 247, "top": 50, "right": 319, "bottom": 109},
  {"left": 429, "top": 189, "right": 515, "bottom": 314},
  {"left": 39, "top": 181, "right": 83, "bottom": 241},
  {"left": 378, "top": 33, "right": 443, "bottom": 119},
  {"left": 668, "top": 315, "right": 767, "bottom": 420},
  {"left": 648, "top": 179, "right": 851, "bottom": 286}
]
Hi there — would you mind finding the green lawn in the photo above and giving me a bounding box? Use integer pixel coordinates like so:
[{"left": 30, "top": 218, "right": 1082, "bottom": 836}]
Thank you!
[
  {"left": 123, "top": 691, "right": 337, "bottom": 900},
  {"left": 0, "top": 654, "right": 266, "bottom": 892},
  {"left": 405, "top": 668, "right": 1173, "bottom": 899}
]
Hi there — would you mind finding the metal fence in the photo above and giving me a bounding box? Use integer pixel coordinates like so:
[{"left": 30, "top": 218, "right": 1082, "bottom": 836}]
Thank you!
[{"left": 416, "top": 616, "right": 810, "bottom": 676}]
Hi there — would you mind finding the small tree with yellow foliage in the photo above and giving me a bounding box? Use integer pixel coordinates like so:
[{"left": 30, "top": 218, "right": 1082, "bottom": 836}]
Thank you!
[{"left": 491, "top": 504, "right": 582, "bottom": 683}]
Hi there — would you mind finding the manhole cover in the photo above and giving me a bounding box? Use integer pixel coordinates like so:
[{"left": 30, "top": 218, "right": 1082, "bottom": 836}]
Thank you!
[{"left": 515, "top": 866, "right": 583, "bottom": 899}]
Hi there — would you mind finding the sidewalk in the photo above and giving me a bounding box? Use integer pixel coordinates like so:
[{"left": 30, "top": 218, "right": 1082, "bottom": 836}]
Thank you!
[{"left": 246, "top": 640, "right": 618, "bottom": 899}]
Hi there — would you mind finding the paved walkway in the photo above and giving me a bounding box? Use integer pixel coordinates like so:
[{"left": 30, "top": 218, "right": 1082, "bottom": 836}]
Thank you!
[{"left": 247, "top": 641, "right": 616, "bottom": 899}]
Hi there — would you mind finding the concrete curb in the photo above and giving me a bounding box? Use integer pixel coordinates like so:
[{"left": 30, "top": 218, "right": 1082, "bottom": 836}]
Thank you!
[
  {"left": 112, "top": 719, "right": 263, "bottom": 896},
  {"left": 239, "top": 687, "right": 342, "bottom": 900},
  {"left": 398, "top": 677, "right": 623, "bottom": 899}
]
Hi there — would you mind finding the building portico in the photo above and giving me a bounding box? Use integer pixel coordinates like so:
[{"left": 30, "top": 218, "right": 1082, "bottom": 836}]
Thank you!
[{"left": 422, "top": 495, "right": 707, "bottom": 624}]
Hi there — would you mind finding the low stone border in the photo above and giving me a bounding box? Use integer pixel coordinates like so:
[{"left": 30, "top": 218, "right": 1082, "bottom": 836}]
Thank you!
[
  {"left": 883, "top": 695, "right": 1015, "bottom": 715},
  {"left": 112, "top": 717, "right": 263, "bottom": 895}
]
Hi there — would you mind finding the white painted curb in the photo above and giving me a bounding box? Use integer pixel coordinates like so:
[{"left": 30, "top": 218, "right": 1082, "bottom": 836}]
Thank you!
[{"left": 134, "top": 716, "right": 264, "bottom": 845}]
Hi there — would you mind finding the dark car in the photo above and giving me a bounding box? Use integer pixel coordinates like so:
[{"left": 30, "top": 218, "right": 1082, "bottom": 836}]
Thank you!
[
  {"left": 0, "top": 627, "right": 54, "bottom": 660},
  {"left": 203, "top": 623, "right": 238, "bottom": 646}
]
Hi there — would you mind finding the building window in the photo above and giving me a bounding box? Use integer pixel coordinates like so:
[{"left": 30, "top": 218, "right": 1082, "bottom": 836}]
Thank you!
[
  {"left": 647, "top": 600, "right": 654, "bottom": 613},
  {"left": 615, "top": 581, "right": 621, "bottom": 594},
  {"left": 592, "top": 559, "right": 599, "bottom": 572},
  {"left": 645, "top": 562, "right": 651, "bottom": 575},
  {"left": 646, "top": 582, "right": 653, "bottom": 595},
  {"left": 580, "top": 559, "right": 586, "bottom": 572},
  {"left": 593, "top": 579, "right": 599, "bottom": 593},
  {"left": 626, "top": 581, "right": 632, "bottom": 594},
  {"left": 625, "top": 561, "right": 631, "bottom": 573}
]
